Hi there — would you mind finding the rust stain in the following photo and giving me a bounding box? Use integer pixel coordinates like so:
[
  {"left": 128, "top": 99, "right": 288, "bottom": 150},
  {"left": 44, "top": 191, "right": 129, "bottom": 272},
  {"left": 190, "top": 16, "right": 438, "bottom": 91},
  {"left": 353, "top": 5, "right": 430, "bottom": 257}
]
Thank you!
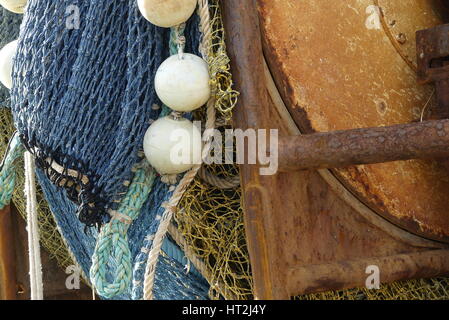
[{"left": 258, "top": 0, "right": 449, "bottom": 240}]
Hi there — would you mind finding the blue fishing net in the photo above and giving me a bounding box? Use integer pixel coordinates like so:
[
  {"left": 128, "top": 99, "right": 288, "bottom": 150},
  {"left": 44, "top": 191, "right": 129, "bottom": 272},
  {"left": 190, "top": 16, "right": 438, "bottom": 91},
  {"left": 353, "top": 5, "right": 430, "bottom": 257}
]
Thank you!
[
  {"left": 8, "top": 0, "right": 209, "bottom": 300},
  {"left": 0, "top": 7, "right": 21, "bottom": 108}
]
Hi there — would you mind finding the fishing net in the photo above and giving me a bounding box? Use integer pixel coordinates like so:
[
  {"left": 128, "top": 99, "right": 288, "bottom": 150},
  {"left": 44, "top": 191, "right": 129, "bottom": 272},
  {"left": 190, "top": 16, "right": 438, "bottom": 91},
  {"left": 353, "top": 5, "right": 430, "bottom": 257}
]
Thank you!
[
  {"left": 297, "top": 277, "right": 449, "bottom": 300},
  {"left": 5, "top": 0, "right": 210, "bottom": 300},
  {"left": 174, "top": 1, "right": 251, "bottom": 301},
  {"left": 0, "top": 6, "right": 75, "bottom": 270},
  {"left": 0, "top": 8, "right": 21, "bottom": 108},
  {"left": 0, "top": 2, "right": 448, "bottom": 301},
  {"left": 176, "top": 162, "right": 253, "bottom": 300},
  {"left": 0, "top": 109, "right": 75, "bottom": 270}
]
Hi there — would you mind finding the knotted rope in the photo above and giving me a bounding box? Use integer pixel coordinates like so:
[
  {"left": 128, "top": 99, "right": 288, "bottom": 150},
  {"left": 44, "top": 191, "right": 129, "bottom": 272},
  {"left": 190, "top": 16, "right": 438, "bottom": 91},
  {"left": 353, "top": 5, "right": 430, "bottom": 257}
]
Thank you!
[
  {"left": 0, "top": 132, "right": 24, "bottom": 209},
  {"left": 143, "top": 0, "right": 216, "bottom": 300},
  {"left": 90, "top": 161, "right": 156, "bottom": 298}
]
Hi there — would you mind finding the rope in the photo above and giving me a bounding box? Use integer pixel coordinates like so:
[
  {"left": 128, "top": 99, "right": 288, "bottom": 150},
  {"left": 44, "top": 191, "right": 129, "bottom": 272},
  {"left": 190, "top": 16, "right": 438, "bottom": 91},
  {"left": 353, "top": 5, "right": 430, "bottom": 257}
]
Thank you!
[
  {"left": 198, "top": 166, "right": 240, "bottom": 189},
  {"left": 90, "top": 161, "right": 156, "bottom": 298},
  {"left": 143, "top": 0, "right": 216, "bottom": 300},
  {"left": 0, "top": 132, "right": 25, "bottom": 209},
  {"left": 24, "top": 151, "right": 44, "bottom": 300}
]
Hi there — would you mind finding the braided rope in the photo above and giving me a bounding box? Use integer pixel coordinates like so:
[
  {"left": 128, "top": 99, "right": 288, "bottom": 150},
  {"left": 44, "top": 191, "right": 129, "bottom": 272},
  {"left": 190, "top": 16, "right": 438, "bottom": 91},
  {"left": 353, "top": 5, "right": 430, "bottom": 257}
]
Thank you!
[
  {"left": 143, "top": 0, "right": 215, "bottom": 300},
  {"left": 90, "top": 161, "right": 156, "bottom": 298},
  {"left": 0, "top": 132, "right": 25, "bottom": 209},
  {"left": 198, "top": 0, "right": 212, "bottom": 60},
  {"left": 198, "top": 166, "right": 240, "bottom": 189}
]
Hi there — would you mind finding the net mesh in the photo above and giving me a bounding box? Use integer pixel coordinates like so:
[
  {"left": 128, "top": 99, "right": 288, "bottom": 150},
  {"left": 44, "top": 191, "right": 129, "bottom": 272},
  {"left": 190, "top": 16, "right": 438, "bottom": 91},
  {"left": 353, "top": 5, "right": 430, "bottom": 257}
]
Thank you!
[
  {"left": 0, "top": 8, "right": 21, "bottom": 107},
  {"left": 0, "top": 1, "right": 448, "bottom": 300},
  {"left": 297, "top": 277, "right": 449, "bottom": 300},
  {"left": 0, "top": 107, "right": 74, "bottom": 270}
]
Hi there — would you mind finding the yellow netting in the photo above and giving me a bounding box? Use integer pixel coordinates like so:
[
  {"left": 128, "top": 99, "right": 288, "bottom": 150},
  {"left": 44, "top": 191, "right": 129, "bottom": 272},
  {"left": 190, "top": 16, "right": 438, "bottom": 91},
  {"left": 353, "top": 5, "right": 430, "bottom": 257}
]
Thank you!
[
  {"left": 297, "top": 277, "right": 449, "bottom": 300},
  {"left": 0, "top": 0, "right": 447, "bottom": 301},
  {"left": 176, "top": 162, "right": 253, "bottom": 300}
]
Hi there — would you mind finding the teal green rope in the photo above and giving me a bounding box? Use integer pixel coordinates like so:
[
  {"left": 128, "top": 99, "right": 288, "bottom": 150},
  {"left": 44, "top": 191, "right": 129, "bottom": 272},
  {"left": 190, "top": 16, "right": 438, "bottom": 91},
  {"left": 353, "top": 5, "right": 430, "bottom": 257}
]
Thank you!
[
  {"left": 90, "top": 161, "right": 156, "bottom": 298},
  {"left": 0, "top": 132, "right": 25, "bottom": 210}
]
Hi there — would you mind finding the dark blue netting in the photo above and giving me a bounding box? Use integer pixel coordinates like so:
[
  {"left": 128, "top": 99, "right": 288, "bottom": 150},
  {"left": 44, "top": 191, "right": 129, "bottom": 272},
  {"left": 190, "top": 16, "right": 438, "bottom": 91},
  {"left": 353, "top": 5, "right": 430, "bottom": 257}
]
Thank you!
[
  {"left": 0, "top": 7, "right": 21, "bottom": 107},
  {"left": 11, "top": 0, "right": 199, "bottom": 228},
  {"left": 9, "top": 0, "right": 208, "bottom": 299}
]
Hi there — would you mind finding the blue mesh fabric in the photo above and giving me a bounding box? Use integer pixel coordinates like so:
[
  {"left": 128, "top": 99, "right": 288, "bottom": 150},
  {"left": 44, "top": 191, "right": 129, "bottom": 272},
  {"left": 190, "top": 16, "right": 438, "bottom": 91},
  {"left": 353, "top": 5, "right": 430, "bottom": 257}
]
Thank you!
[
  {"left": 11, "top": 0, "right": 165, "bottom": 226},
  {"left": 0, "top": 7, "right": 21, "bottom": 107},
  {"left": 11, "top": 0, "right": 198, "bottom": 227},
  {"left": 9, "top": 0, "right": 208, "bottom": 300}
]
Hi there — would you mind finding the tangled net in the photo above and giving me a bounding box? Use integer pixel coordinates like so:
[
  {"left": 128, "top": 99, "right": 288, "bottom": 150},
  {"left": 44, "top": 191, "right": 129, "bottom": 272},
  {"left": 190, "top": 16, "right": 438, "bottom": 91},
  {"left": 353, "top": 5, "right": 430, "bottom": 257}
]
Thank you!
[{"left": 0, "top": 2, "right": 447, "bottom": 300}]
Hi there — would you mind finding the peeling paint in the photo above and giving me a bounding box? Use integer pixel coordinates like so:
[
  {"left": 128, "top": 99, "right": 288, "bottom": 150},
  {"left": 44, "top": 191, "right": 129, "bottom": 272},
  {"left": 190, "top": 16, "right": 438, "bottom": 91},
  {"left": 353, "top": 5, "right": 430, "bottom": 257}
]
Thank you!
[{"left": 365, "top": 5, "right": 381, "bottom": 30}]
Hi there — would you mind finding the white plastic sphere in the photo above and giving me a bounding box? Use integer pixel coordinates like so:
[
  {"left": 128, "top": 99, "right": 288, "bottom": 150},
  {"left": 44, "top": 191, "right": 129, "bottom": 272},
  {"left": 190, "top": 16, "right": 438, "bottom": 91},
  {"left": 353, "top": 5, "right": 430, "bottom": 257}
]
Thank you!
[
  {"left": 155, "top": 53, "right": 211, "bottom": 112},
  {"left": 137, "top": 0, "right": 197, "bottom": 28},
  {"left": 143, "top": 116, "right": 202, "bottom": 175},
  {"left": 0, "top": 0, "right": 27, "bottom": 13},
  {"left": 0, "top": 40, "right": 18, "bottom": 90}
]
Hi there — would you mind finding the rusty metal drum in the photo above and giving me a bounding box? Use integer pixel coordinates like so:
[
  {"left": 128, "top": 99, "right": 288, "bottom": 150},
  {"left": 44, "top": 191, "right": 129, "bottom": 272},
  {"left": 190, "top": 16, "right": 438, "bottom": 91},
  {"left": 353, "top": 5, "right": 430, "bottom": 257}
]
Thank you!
[{"left": 258, "top": 0, "right": 449, "bottom": 242}]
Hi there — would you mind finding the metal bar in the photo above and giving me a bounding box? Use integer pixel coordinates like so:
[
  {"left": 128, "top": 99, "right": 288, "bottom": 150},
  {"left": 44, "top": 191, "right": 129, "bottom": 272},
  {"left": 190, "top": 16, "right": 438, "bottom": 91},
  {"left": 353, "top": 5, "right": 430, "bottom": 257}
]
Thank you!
[
  {"left": 287, "top": 249, "right": 449, "bottom": 296},
  {"left": 223, "top": 0, "right": 285, "bottom": 299},
  {"left": 0, "top": 205, "right": 17, "bottom": 300},
  {"left": 279, "top": 119, "right": 449, "bottom": 172}
]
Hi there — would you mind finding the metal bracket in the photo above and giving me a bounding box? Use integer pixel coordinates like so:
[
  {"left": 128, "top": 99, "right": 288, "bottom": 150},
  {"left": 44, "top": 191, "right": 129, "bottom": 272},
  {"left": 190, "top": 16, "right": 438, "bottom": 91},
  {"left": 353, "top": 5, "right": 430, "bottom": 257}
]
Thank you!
[{"left": 417, "top": 23, "right": 449, "bottom": 119}]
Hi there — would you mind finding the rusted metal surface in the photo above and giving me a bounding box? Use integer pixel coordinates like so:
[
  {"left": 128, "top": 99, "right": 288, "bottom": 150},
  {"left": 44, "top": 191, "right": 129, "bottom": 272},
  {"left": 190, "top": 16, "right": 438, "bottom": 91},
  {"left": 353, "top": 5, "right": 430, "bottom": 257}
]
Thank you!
[
  {"left": 287, "top": 250, "right": 449, "bottom": 295},
  {"left": 223, "top": 0, "right": 281, "bottom": 299},
  {"left": 224, "top": 0, "right": 449, "bottom": 299},
  {"left": 258, "top": 0, "right": 449, "bottom": 242},
  {"left": 416, "top": 23, "right": 449, "bottom": 117},
  {"left": 279, "top": 119, "right": 449, "bottom": 172},
  {"left": 0, "top": 205, "right": 17, "bottom": 300},
  {"left": 375, "top": 0, "right": 447, "bottom": 71}
]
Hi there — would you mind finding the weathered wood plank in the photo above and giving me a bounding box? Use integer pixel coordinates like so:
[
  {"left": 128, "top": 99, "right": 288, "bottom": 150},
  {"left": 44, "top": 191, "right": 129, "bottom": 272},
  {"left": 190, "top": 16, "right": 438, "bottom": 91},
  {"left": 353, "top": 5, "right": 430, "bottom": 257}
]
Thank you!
[{"left": 0, "top": 205, "right": 17, "bottom": 300}]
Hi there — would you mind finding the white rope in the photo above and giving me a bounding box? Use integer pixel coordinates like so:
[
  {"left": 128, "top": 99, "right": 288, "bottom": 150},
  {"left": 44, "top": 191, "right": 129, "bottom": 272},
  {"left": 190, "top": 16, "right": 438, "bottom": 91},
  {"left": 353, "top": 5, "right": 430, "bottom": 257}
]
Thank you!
[
  {"left": 24, "top": 151, "right": 43, "bottom": 300},
  {"left": 143, "top": 0, "right": 215, "bottom": 300}
]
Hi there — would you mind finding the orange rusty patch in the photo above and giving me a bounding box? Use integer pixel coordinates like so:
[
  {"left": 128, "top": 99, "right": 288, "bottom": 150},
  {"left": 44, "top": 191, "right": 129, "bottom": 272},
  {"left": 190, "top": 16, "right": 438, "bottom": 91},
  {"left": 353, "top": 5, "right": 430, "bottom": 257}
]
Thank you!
[{"left": 258, "top": 0, "right": 449, "bottom": 241}]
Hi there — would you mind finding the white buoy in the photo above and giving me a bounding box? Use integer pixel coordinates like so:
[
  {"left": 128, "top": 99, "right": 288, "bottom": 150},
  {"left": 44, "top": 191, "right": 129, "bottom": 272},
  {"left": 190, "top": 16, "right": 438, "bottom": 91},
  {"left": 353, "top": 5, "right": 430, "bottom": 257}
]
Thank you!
[
  {"left": 137, "top": 0, "right": 197, "bottom": 28},
  {"left": 143, "top": 116, "right": 202, "bottom": 175},
  {"left": 0, "top": 0, "right": 27, "bottom": 14},
  {"left": 0, "top": 40, "right": 18, "bottom": 90},
  {"left": 155, "top": 53, "right": 211, "bottom": 113}
]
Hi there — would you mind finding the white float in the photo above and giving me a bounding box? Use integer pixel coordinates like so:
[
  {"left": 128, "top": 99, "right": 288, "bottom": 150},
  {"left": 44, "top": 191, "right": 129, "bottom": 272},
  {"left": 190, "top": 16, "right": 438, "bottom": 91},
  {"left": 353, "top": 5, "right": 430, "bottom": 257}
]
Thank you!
[
  {"left": 155, "top": 53, "right": 211, "bottom": 112},
  {"left": 137, "top": 0, "right": 197, "bottom": 28},
  {"left": 0, "top": 40, "right": 18, "bottom": 90},
  {"left": 143, "top": 116, "right": 202, "bottom": 175},
  {"left": 0, "top": 0, "right": 27, "bottom": 14}
]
